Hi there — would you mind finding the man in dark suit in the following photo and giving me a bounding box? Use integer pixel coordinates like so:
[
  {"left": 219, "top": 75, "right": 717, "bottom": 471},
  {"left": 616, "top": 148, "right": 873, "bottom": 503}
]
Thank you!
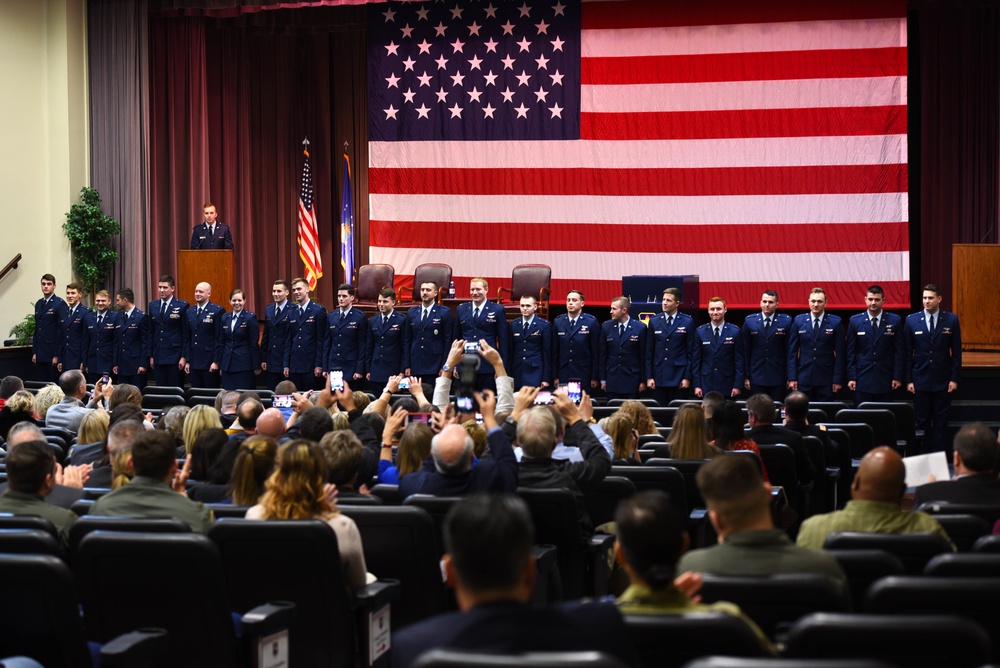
[
  {"left": 113, "top": 288, "right": 150, "bottom": 389},
  {"left": 692, "top": 296, "right": 742, "bottom": 398},
  {"left": 509, "top": 295, "right": 552, "bottom": 390},
  {"left": 261, "top": 280, "right": 294, "bottom": 390},
  {"left": 83, "top": 290, "right": 119, "bottom": 384},
  {"left": 404, "top": 280, "right": 453, "bottom": 392},
  {"left": 738, "top": 290, "right": 793, "bottom": 401},
  {"left": 788, "top": 288, "right": 845, "bottom": 402},
  {"left": 33, "top": 273, "right": 68, "bottom": 382},
  {"left": 284, "top": 277, "right": 327, "bottom": 392},
  {"left": 325, "top": 283, "right": 368, "bottom": 388},
  {"left": 189, "top": 201, "right": 234, "bottom": 249},
  {"left": 552, "top": 289, "right": 600, "bottom": 390},
  {"left": 645, "top": 287, "right": 695, "bottom": 405},
  {"left": 148, "top": 275, "right": 189, "bottom": 388},
  {"left": 601, "top": 296, "right": 646, "bottom": 400},
  {"left": 914, "top": 422, "right": 1000, "bottom": 506},
  {"left": 390, "top": 493, "right": 639, "bottom": 668},
  {"left": 746, "top": 393, "right": 816, "bottom": 488},
  {"left": 183, "top": 282, "right": 224, "bottom": 388},
  {"left": 366, "top": 287, "right": 407, "bottom": 388},
  {"left": 453, "top": 277, "right": 508, "bottom": 392},
  {"left": 58, "top": 282, "right": 90, "bottom": 375},
  {"left": 846, "top": 284, "right": 904, "bottom": 405},
  {"left": 903, "top": 283, "right": 962, "bottom": 454}
]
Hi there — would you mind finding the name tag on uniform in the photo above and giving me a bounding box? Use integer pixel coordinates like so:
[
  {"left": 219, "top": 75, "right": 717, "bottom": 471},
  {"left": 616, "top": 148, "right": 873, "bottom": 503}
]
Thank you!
[
  {"left": 702, "top": 340, "right": 711, "bottom": 345},
  {"left": 858, "top": 331, "right": 866, "bottom": 336},
  {"left": 798, "top": 329, "right": 807, "bottom": 334},
  {"left": 513, "top": 333, "right": 521, "bottom": 337},
  {"left": 915, "top": 331, "right": 923, "bottom": 335}
]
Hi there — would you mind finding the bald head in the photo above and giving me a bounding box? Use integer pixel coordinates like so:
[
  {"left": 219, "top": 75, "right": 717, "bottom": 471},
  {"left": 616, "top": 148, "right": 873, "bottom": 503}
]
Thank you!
[
  {"left": 256, "top": 408, "right": 286, "bottom": 439},
  {"left": 852, "top": 446, "right": 906, "bottom": 503},
  {"left": 431, "top": 424, "right": 474, "bottom": 475}
]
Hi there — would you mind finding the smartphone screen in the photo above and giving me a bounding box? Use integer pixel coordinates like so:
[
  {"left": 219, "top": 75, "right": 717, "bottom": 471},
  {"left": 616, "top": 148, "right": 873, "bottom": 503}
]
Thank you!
[
  {"left": 406, "top": 412, "right": 431, "bottom": 426},
  {"left": 533, "top": 390, "right": 553, "bottom": 405},
  {"left": 101, "top": 373, "right": 110, "bottom": 384},
  {"left": 455, "top": 395, "right": 475, "bottom": 412},
  {"left": 398, "top": 377, "right": 410, "bottom": 389},
  {"left": 330, "top": 370, "right": 344, "bottom": 392},
  {"left": 464, "top": 342, "right": 479, "bottom": 354},
  {"left": 273, "top": 394, "right": 293, "bottom": 408},
  {"left": 567, "top": 380, "right": 582, "bottom": 404}
]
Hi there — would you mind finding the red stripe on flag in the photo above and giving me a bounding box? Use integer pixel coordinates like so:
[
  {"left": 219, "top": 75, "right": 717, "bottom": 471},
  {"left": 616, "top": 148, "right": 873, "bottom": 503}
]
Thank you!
[
  {"left": 580, "top": 106, "right": 907, "bottom": 140},
  {"left": 370, "top": 221, "right": 909, "bottom": 254},
  {"left": 583, "top": 48, "right": 907, "bottom": 85},
  {"left": 368, "top": 164, "right": 907, "bottom": 197},
  {"left": 581, "top": 0, "right": 907, "bottom": 30}
]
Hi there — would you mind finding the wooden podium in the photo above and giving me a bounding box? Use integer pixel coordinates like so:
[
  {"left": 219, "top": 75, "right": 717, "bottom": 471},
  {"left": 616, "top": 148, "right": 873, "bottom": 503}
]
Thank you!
[
  {"left": 953, "top": 244, "right": 1000, "bottom": 351},
  {"left": 177, "top": 250, "right": 235, "bottom": 308}
]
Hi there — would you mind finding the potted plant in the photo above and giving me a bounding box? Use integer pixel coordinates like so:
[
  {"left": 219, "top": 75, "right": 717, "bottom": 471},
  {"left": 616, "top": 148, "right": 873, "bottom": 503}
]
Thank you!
[
  {"left": 7, "top": 309, "right": 34, "bottom": 346},
  {"left": 63, "top": 186, "right": 120, "bottom": 300}
]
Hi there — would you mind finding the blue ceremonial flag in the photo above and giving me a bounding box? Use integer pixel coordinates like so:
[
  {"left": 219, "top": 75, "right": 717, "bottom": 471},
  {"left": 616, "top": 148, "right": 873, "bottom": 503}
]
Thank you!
[{"left": 340, "top": 151, "right": 355, "bottom": 282}]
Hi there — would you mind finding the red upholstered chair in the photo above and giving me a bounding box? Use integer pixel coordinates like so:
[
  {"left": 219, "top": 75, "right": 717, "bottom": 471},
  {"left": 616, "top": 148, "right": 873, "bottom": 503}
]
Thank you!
[
  {"left": 353, "top": 264, "right": 395, "bottom": 315},
  {"left": 496, "top": 264, "right": 552, "bottom": 320},
  {"left": 398, "top": 263, "right": 452, "bottom": 305}
]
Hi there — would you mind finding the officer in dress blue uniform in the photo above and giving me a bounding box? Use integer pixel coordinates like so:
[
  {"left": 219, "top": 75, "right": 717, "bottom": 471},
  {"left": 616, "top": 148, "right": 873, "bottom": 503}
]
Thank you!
[
  {"left": 453, "top": 278, "right": 509, "bottom": 392},
  {"left": 846, "top": 284, "right": 903, "bottom": 405},
  {"left": 691, "top": 297, "right": 742, "bottom": 398},
  {"left": 283, "top": 277, "right": 328, "bottom": 392},
  {"left": 903, "top": 283, "right": 962, "bottom": 454},
  {"left": 58, "top": 282, "right": 90, "bottom": 375},
  {"left": 324, "top": 283, "right": 369, "bottom": 389},
  {"left": 600, "top": 296, "right": 647, "bottom": 400},
  {"left": 404, "top": 280, "right": 454, "bottom": 390},
  {"left": 738, "top": 290, "right": 794, "bottom": 401},
  {"left": 366, "top": 288, "right": 408, "bottom": 388},
  {"left": 189, "top": 202, "right": 234, "bottom": 249},
  {"left": 33, "top": 273, "right": 69, "bottom": 382},
  {"left": 148, "top": 275, "right": 189, "bottom": 388},
  {"left": 217, "top": 288, "right": 261, "bottom": 391},
  {"left": 645, "top": 287, "right": 696, "bottom": 405},
  {"left": 83, "top": 290, "right": 119, "bottom": 383},
  {"left": 260, "top": 280, "right": 294, "bottom": 391},
  {"left": 787, "top": 288, "right": 845, "bottom": 402},
  {"left": 552, "top": 290, "right": 600, "bottom": 390},
  {"left": 509, "top": 295, "right": 552, "bottom": 390},
  {"left": 183, "top": 281, "right": 224, "bottom": 388},
  {"left": 113, "top": 287, "right": 150, "bottom": 390}
]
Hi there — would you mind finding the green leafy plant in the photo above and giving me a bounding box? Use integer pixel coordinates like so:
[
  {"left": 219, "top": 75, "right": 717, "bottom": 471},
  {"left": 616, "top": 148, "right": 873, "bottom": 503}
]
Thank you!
[
  {"left": 8, "top": 309, "right": 34, "bottom": 346},
  {"left": 63, "top": 186, "right": 120, "bottom": 299}
]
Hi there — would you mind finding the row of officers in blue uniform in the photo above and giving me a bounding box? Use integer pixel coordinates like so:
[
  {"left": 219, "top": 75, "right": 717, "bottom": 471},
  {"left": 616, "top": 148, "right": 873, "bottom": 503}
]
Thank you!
[{"left": 33, "top": 274, "right": 960, "bottom": 451}]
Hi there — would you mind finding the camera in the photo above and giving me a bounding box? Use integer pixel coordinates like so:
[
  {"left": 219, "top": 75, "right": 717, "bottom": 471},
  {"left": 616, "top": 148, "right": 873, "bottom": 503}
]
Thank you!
[{"left": 454, "top": 353, "right": 480, "bottom": 413}]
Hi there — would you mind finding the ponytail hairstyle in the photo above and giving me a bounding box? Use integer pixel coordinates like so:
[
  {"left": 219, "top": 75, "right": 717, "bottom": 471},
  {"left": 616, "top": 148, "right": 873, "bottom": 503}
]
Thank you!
[
  {"left": 230, "top": 435, "right": 278, "bottom": 505},
  {"left": 110, "top": 446, "right": 134, "bottom": 490}
]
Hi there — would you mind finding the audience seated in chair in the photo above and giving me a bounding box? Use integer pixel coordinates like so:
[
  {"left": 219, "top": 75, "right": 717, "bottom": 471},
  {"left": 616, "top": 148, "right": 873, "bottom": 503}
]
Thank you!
[
  {"left": 90, "top": 430, "right": 212, "bottom": 533},
  {"left": 228, "top": 435, "right": 278, "bottom": 505},
  {"left": 247, "top": 439, "right": 369, "bottom": 592},
  {"left": 86, "top": 413, "right": 143, "bottom": 489},
  {"left": 668, "top": 405, "right": 723, "bottom": 460},
  {"left": 390, "top": 493, "right": 639, "bottom": 668},
  {"left": 0, "top": 374, "right": 24, "bottom": 410},
  {"left": 615, "top": 489, "right": 772, "bottom": 653},
  {"left": 0, "top": 422, "right": 89, "bottom": 509},
  {"left": 746, "top": 394, "right": 816, "bottom": 488},
  {"left": 378, "top": 415, "right": 433, "bottom": 485},
  {"left": 796, "top": 446, "right": 953, "bottom": 550},
  {"left": 914, "top": 422, "right": 1000, "bottom": 506},
  {"left": 0, "top": 390, "right": 40, "bottom": 441},
  {"left": 318, "top": 428, "right": 369, "bottom": 497},
  {"left": 677, "top": 456, "right": 845, "bottom": 588},
  {"left": 0, "top": 439, "right": 77, "bottom": 548},
  {"left": 44, "top": 370, "right": 106, "bottom": 433}
]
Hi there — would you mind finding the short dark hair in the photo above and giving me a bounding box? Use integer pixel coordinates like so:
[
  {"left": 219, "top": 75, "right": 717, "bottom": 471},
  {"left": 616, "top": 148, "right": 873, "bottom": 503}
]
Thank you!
[
  {"left": 41, "top": 274, "right": 56, "bottom": 283},
  {"left": 58, "top": 369, "right": 85, "bottom": 395},
  {"left": 273, "top": 279, "right": 290, "bottom": 290},
  {"left": 784, "top": 391, "right": 809, "bottom": 421},
  {"left": 274, "top": 380, "right": 297, "bottom": 394},
  {"left": 567, "top": 289, "right": 585, "bottom": 301},
  {"left": 662, "top": 287, "right": 682, "bottom": 301},
  {"left": 420, "top": 280, "right": 439, "bottom": 291},
  {"left": 237, "top": 399, "right": 264, "bottom": 431},
  {"left": 337, "top": 283, "right": 356, "bottom": 296},
  {"left": 444, "top": 494, "right": 534, "bottom": 595},
  {"left": 158, "top": 275, "right": 175, "bottom": 286},
  {"left": 117, "top": 287, "right": 135, "bottom": 304},
  {"left": 923, "top": 283, "right": 941, "bottom": 296},
  {"left": 129, "top": 430, "right": 178, "bottom": 479},
  {"left": 6, "top": 440, "right": 55, "bottom": 494},
  {"left": 0, "top": 375, "right": 24, "bottom": 400},
  {"left": 763, "top": 290, "right": 779, "bottom": 301},
  {"left": 867, "top": 285, "right": 885, "bottom": 297},
  {"left": 66, "top": 282, "right": 84, "bottom": 293},
  {"left": 746, "top": 393, "right": 776, "bottom": 424},
  {"left": 954, "top": 423, "right": 998, "bottom": 473},
  {"left": 615, "top": 490, "right": 686, "bottom": 590},
  {"left": 298, "top": 407, "right": 334, "bottom": 442},
  {"left": 379, "top": 287, "right": 396, "bottom": 300},
  {"left": 696, "top": 454, "right": 768, "bottom": 530}
]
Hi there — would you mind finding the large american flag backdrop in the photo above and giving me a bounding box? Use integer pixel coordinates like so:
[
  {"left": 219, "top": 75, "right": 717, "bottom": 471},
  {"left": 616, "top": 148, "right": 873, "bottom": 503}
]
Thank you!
[{"left": 367, "top": 0, "right": 908, "bottom": 308}]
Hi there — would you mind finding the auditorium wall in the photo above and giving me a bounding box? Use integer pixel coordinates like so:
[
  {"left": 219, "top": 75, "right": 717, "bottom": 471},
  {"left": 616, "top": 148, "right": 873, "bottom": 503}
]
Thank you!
[{"left": 0, "top": 0, "right": 87, "bottom": 341}]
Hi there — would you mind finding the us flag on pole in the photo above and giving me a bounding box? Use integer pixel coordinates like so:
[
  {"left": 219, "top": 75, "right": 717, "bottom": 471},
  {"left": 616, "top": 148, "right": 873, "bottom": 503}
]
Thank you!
[
  {"left": 368, "top": 0, "right": 909, "bottom": 308},
  {"left": 297, "top": 142, "right": 323, "bottom": 291}
]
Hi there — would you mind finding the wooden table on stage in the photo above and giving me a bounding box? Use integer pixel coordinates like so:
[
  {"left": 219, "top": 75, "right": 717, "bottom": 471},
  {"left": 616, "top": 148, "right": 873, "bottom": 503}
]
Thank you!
[{"left": 953, "top": 244, "right": 1000, "bottom": 351}]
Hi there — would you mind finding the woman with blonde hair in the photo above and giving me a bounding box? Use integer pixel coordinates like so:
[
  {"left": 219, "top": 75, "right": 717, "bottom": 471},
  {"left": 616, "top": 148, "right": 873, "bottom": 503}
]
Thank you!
[
  {"left": 111, "top": 446, "right": 134, "bottom": 490},
  {"left": 182, "top": 405, "right": 224, "bottom": 454},
  {"left": 618, "top": 400, "right": 658, "bottom": 436},
  {"left": 668, "top": 404, "right": 721, "bottom": 460},
  {"left": 77, "top": 409, "right": 110, "bottom": 446},
  {"left": 0, "top": 390, "right": 40, "bottom": 440},
  {"left": 34, "top": 384, "right": 65, "bottom": 422},
  {"left": 604, "top": 412, "right": 641, "bottom": 465},
  {"left": 247, "top": 440, "right": 368, "bottom": 592},
  {"left": 229, "top": 435, "right": 278, "bottom": 505}
]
